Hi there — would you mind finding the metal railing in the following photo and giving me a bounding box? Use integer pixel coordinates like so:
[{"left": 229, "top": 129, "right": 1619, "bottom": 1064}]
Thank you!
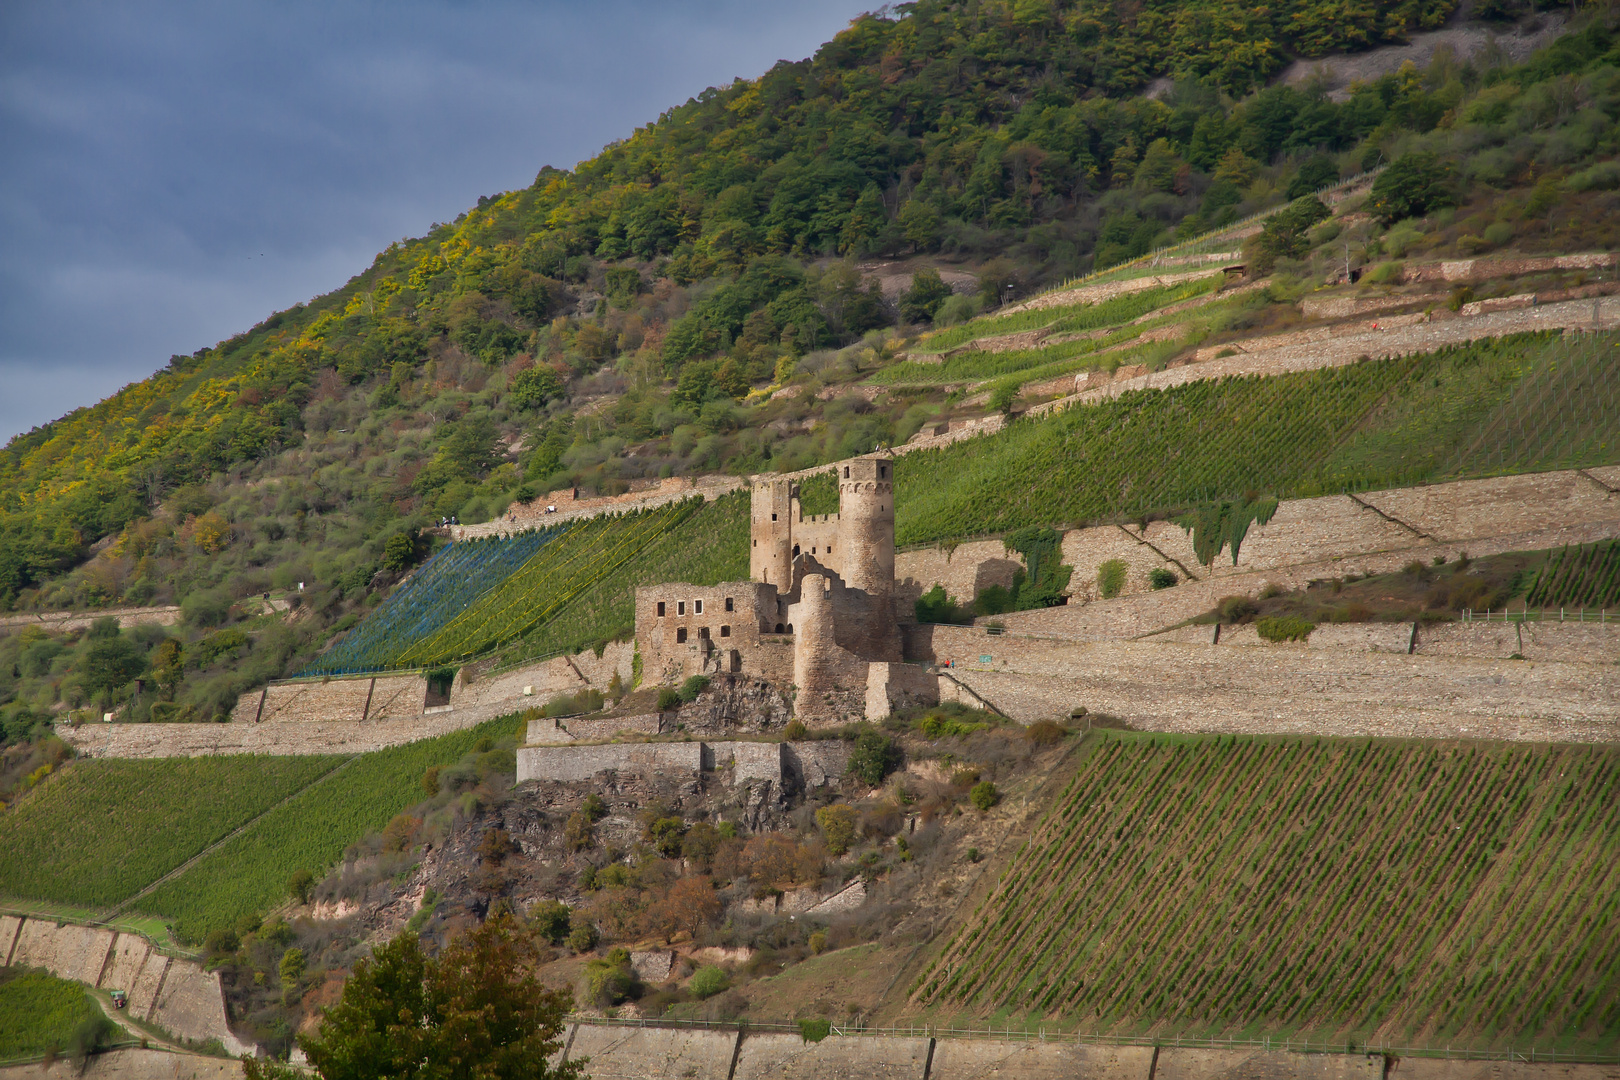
[{"left": 1462, "top": 607, "right": 1615, "bottom": 622}]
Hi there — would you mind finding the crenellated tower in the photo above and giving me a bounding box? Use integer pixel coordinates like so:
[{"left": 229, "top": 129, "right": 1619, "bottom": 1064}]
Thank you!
[{"left": 834, "top": 456, "right": 895, "bottom": 598}]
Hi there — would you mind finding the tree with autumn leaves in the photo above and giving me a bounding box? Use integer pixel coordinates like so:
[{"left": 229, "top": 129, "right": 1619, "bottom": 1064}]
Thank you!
[{"left": 246, "top": 913, "right": 581, "bottom": 1080}]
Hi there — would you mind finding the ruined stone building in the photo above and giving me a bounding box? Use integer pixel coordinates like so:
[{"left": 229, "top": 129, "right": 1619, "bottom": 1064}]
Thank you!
[{"left": 635, "top": 456, "right": 934, "bottom": 721}]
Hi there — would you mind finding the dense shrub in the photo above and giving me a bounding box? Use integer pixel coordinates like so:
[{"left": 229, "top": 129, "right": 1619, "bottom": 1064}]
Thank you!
[
  {"left": 1097, "top": 559, "right": 1128, "bottom": 599},
  {"left": 689, "top": 965, "right": 729, "bottom": 999},
  {"left": 1255, "top": 615, "right": 1315, "bottom": 642},
  {"left": 848, "top": 730, "right": 900, "bottom": 787}
]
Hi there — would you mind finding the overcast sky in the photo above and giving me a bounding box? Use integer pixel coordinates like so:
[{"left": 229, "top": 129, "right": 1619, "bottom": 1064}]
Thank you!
[{"left": 0, "top": 0, "right": 873, "bottom": 444}]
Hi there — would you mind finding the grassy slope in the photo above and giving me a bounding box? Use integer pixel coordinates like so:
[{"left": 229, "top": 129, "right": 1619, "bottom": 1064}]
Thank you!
[
  {"left": 0, "top": 969, "right": 103, "bottom": 1058},
  {"left": 137, "top": 716, "right": 519, "bottom": 943},
  {"left": 911, "top": 732, "right": 1620, "bottom": 1053},
  {"left": 0, "top": 756, "right": 339, "bottom": 909}
]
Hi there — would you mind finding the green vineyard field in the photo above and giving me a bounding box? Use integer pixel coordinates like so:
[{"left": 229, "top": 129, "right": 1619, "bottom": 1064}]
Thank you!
[
  {"left": 137, "top": 716, "right": 517, "bottom": 943},
  {"left": 913, "top": 732, "right": 1620, "bottom": 1053},
  {"left": 0, "top": 969, "right": 103, "bottom": 1059},
  {"left": 0, "top": 756, "right": 339, "bottom": 909},
  {"left": 1527, "top": 540, "right": 1620, "bottom": 609},
  {"left": 893, "top": 331, "right": 1620, "bottom": 546}
]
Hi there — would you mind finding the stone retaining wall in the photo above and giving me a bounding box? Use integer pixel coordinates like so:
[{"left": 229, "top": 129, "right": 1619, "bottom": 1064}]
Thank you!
[
  {"left": 910, "top": 628, "right": 1619, "bottom": 741},
  {"left": 453, "top": 475, "right": 745, "bottom": 541},
  {"left": 526, "top": 712, "right": 663, "bottom": 745},
  {"left": 516, "top": 742, "right": 702, "bottom": 783},
  {"left": 0, "top": 917, "right": 247, "bottom": 1054},
  {"left": 515, "top": 740, "right": 850, "bottom": 787},
  {"left": 543, "top": 1026, "right": 1616, "bottom": 1080},
  {"left": 1032, "top": 295, "right": 1620, "bottom": 418},
  {"left": 0, "top": 606, "right": 182, "bottom": 634},
  {"left": 0, "top": 1049, "right": 243, "bottom": 1079},
  {"left": 59, "top": 700, "right": 525, "bottom": 760},
  {"left": 898, "top": 470, "right": 1619, "bottom": 619}
]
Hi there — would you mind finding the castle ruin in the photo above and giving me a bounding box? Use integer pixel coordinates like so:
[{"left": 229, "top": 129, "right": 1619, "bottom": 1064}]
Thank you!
[{"left": 634, "top": 456, "right": 935, "bottom": 722}]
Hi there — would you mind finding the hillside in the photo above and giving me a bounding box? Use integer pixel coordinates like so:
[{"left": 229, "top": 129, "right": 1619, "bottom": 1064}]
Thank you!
[
  {"left": 2, "top": 7, "right": 1619, "bottom": 753},
  {"left": 3, "top": 6, "right": 1620, "bottom": 1068}
]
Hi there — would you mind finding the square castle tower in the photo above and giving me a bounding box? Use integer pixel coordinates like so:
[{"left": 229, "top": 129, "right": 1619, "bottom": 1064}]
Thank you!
[{"left": 634, "top": 457, "right": 934, "bottom": 721}]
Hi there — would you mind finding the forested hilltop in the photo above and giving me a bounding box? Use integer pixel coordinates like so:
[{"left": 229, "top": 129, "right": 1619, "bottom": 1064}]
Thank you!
[{"left": 2, "top": 0, "right": 1617, "bottom": 746}]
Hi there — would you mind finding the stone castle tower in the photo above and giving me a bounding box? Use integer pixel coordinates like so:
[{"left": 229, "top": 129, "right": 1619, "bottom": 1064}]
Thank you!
[
  {"left": 748, "top": 457, "right": 894, "bottom": 595},
  {"left": 640, "top": 453, "right": 926, "bottom": 723}
]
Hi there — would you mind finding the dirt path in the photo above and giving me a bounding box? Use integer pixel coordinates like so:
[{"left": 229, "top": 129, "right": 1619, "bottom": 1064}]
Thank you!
[{"left": 89, "top": 989, "right": 189, "bottom": 1054}]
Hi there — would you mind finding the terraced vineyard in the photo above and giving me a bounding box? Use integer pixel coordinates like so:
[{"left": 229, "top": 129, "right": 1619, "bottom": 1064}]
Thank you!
[
  {"left": 492, "top": 492, "right": 748, "bottom": 664},
  {"left": 893, "top": 331, "right": 1620, "bottom": 546},
  {"left": 0, "top": 720, "right": 514, "bottom": 943},
  {"left": 874, "top": 278, "right": 1222, "bottom": 387},
  {"left": 913, "top": 733, "right": 1620, "bottom": 1052},
  {"left": 0, "top": 756, "right": 339, "bottom": 908},
  {"left": 138, "top": 716, "right": 514, "bottom": 942},
  {"left": 1527, "top": 539, "right": 1620, "bottom": 609},
  {"left": 308, "top": 527, "right": 570, "bottom": 675}
]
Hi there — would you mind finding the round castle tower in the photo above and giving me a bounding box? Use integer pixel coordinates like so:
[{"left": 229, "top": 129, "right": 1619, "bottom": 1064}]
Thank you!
[{"left": 835, "top": 456, "right": 894, "bottom": 597}]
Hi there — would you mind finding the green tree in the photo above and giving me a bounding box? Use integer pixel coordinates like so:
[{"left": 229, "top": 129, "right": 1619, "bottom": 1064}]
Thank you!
[
  {"left": 899, "top": 199, "right": 941, "bottom": 251},
  {"left": 151, "top": 638, "right": 183, "bottom": 700},
  {"left": 300, "top": 915, "right": 579, "bottom": 1080},
  {"left": 381, "top": 532, "right": 419, "bottom": 573},
  {"left": 288, "top": 869, "right": 315, "bottom": 906},
  {"left": 1245, "top": 196, "right": 1330, "bottom": 273},
  {"left": 509, "top": 365, "right": 565, "bottom": 411},
  {"left": 899, "top": 267, "right": 953, "bottom": 325},
  {"left": 83, "top": 635, "right": 145, "bottom": 697},
  {"left": 1369, "top": 152, "right": 1454, "bottom": 225},
  {"left": 849, "top": 729, "right": 899, "bottom": 786}
]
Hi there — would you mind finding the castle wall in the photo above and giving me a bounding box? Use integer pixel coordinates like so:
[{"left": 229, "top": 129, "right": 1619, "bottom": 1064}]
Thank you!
[
  {"left": 525, "top": 712, "right": 664, "bottom": 745},
  {"left": 636, "top": 581, "right": 779, "bottom": 685},
  {"left": 515, "top": 739, "right": 848, "bottom": 786},
  {"left": 789, "top": 574, "right": 873, "bottom": 721},
  {"left": 835, "top": 458, "right": 895, "bottom": 598},
  {"left": 750, "top": 479, "right": 793, "bottom": 588},
  {"left": 866, "top": 661, "right": 940, "bottom": 719}
]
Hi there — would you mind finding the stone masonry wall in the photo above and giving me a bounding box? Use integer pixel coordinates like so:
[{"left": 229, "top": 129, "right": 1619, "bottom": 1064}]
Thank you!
[
  {"left": 516, "top": 742, "right": 703, "bottom": 783},
  {"left": 909, "top": 626, "right": 1618, "bottom": 741},
  {"left": 60, "top": 699, "right": 527, "bottom": 759},
  {"left": 898, "top": 470, "right": 1618, "bottom": 623},
  {"left": 515, "top": 739, "right": 848, "bottom": 787},
  {"left": 526, "top": 712, "right": 663, "bottom": 745},
  {"left": 0, "top": 916, "right": 247, "bottom": 1054},
  {"left": 542, "top": 1024, "right": 1614, "bottom": 1080},
  {"left": 0, "top": 1049, "right": 244, "bottom": 1079}
]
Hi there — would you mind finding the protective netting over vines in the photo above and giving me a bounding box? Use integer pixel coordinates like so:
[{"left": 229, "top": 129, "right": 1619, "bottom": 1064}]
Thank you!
[{"left": 306, "top": 527, "right": 570, "bottom": 675}]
